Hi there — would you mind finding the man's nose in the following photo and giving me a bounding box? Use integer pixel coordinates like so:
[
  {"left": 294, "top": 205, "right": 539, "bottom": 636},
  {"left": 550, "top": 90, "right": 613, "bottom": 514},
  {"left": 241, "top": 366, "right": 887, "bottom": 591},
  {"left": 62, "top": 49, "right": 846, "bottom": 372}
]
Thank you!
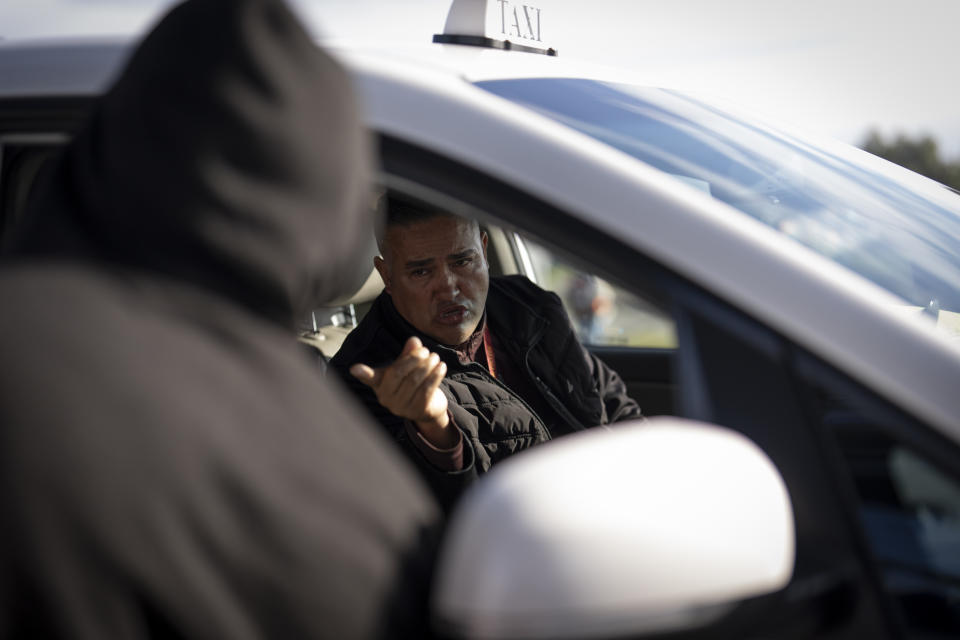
[{"left": 433, "top": 265, "right": 459, "bottom": 297}]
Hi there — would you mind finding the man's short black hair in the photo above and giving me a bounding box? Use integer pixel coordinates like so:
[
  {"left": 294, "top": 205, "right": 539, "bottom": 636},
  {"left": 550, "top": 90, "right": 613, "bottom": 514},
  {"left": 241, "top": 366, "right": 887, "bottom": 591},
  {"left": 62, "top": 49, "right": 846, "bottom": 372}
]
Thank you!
[
  {"left": 377, "top": 194, "right": 475, "bottom": 254},
  {"left": 385, "top": 194, "right": 450, "bottom": 227}
]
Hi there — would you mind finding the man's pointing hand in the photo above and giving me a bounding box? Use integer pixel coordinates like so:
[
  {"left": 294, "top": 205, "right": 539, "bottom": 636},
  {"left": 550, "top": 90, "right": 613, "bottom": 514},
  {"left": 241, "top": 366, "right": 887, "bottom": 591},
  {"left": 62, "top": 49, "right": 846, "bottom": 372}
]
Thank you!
[{"left": 350, "top": 337, "right": 456, "bottom": 449}]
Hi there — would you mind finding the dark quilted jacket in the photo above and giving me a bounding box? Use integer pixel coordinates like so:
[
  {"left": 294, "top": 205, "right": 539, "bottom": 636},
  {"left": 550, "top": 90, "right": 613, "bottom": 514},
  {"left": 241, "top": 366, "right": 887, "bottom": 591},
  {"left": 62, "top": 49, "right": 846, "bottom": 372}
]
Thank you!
[{"left": 332, "top": 275, "right": 643, "bottom": 509}]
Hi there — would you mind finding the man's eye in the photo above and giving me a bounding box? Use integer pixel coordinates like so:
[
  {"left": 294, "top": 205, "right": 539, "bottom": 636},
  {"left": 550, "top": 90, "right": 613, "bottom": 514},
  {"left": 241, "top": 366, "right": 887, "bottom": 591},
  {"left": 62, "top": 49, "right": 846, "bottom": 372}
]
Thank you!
[
  {"left": 454, "top": 257, "right": 473, "bottom": 267},
  {"left": 410, "top": 268, "right": 429, "bottom": 277}
]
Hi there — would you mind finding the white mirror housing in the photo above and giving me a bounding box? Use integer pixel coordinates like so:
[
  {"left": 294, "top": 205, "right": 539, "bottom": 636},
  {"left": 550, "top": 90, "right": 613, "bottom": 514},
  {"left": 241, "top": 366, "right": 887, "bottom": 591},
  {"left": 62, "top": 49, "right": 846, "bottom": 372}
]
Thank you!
[{"left": 432, "top": 417, "right": 795, "bottom": 639}]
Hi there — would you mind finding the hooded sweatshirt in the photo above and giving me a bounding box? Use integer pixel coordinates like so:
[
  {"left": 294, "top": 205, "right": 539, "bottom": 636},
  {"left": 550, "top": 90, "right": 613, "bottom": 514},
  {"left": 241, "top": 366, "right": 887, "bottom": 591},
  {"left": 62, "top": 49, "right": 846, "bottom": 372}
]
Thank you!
[{"left": 0, "top": 0, "right": 439, "bottom": 638}]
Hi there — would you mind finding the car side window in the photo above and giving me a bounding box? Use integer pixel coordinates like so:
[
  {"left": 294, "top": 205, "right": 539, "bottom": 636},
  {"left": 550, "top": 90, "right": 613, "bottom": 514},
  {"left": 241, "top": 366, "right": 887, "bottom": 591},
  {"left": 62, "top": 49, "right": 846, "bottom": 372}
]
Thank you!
[
  {"left": 792, "top": 354, "right": 960, "bottom": 640},
  {"left": 0, "top": 140, "right": 61, "bottom": 252},
  {"left": 831, "top": 422, "right": 960, "bottom": 637},
  {"left": 521, "top": 235, "right": 676, "bottom": 348}
]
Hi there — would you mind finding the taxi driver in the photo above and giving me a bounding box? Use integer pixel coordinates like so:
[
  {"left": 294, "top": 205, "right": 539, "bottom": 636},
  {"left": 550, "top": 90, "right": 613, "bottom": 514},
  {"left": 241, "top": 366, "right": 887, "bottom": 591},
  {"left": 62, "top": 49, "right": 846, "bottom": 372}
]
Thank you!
[{"left": 331, "top": 196, "right": 643, "bottom": 508}]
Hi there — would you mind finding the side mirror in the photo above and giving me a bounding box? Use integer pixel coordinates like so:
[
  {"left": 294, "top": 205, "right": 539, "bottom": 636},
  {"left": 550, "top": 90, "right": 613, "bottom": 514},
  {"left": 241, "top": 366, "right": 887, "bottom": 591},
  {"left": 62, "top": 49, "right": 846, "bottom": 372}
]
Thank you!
[{"left": 432, "top": 417, "right": 795, "bottom": 639}]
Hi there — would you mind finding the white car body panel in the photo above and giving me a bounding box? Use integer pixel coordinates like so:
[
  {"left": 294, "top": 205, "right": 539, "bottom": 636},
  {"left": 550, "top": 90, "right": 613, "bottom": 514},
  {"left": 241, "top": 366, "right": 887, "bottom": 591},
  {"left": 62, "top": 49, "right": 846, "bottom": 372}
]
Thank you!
[
  {"left": 341, "top": 47, "right": 960, "bottom": 437},
  {"left": 1, "top": 37, "right": 958, "bottom": 437}
]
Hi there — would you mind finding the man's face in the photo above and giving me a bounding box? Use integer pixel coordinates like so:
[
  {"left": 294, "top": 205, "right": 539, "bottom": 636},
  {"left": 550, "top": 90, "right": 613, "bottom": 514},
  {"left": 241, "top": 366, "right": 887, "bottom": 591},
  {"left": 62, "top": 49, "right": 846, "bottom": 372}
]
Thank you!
[{"left": 375, "top": 216, "right": 489, "bottom": 346}]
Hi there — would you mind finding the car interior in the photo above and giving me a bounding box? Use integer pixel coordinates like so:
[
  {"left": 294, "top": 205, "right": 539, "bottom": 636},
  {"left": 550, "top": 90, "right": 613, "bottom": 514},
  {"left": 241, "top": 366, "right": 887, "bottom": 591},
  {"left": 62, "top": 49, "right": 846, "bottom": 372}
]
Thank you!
[
  {"left": 0, "top": 137, "right": 679, "bottom": 418},
  {"left": 0, "top": 138, "right": 61, "bottom": 252},
  {"left": 294, "top": 185, "right": 679, "bottom": 417},
  {"left": 0, "top": 138, "right": 680, "bottom": 419}
]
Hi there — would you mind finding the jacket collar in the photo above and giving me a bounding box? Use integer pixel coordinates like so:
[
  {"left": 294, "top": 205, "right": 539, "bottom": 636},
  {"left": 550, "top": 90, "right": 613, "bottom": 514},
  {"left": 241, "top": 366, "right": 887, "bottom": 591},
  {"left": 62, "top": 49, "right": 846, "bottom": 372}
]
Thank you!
[{"left": 486, "top": 278, "right": 549, "bottom": 352}]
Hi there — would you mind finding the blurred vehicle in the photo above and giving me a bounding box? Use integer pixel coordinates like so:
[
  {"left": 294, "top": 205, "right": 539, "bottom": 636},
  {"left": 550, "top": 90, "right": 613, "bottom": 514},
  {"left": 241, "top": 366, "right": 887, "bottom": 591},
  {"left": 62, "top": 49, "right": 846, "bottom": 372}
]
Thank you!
[{"left": 2, "top": 0, "right": 960, "bottom": 637}]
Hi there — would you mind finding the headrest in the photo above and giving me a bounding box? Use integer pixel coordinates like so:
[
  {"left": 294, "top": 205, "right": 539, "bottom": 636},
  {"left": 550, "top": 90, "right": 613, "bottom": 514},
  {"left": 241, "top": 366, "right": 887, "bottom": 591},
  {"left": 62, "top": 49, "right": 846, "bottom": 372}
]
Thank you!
[{"left": 324, "top": 268, "right": 384, "bottom": 307}]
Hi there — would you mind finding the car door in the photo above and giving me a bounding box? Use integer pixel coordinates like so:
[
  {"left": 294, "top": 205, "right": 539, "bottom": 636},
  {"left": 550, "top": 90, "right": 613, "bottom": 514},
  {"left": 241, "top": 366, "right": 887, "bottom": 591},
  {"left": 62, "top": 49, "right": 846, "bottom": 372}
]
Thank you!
[{"left": 377, "top": 131, "right": 960, "bottom": 638}]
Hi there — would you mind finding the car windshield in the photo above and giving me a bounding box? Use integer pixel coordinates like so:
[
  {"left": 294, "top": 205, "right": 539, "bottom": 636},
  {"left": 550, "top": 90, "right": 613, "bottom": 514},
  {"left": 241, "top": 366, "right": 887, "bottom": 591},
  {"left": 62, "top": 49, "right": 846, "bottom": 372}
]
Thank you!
[{"left": 476, "top": 78, "right": 960, "bottom": 331}]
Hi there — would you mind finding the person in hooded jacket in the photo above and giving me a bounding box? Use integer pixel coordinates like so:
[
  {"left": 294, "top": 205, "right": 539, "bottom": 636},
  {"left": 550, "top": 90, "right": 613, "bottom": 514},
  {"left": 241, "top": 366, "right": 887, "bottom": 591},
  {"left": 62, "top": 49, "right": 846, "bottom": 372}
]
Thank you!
[{"left": 0, "top": 0, "right": 440, "bottom": 638}]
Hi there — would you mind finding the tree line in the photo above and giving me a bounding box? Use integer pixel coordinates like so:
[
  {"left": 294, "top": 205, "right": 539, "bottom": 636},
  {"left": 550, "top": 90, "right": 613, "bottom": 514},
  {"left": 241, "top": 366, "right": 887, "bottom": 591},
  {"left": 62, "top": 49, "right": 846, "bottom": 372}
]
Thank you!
[{"left": 860, "top": 130, "right": 960, "bottom": 191}]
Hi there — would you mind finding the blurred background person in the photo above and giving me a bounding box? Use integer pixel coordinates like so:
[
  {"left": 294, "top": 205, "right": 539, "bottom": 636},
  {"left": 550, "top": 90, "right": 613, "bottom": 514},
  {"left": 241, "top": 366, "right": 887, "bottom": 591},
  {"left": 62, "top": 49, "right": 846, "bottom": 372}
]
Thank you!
[{"left": 566, "top": 271, "right": 616, "bottom": 344}]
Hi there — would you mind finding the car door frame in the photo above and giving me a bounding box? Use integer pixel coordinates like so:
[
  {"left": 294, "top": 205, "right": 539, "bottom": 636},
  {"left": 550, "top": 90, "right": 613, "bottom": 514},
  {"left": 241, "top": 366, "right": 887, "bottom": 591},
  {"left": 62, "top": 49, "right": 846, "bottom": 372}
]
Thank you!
[{"left": 377, "top": 131, "right": 915, "bottom": 638}]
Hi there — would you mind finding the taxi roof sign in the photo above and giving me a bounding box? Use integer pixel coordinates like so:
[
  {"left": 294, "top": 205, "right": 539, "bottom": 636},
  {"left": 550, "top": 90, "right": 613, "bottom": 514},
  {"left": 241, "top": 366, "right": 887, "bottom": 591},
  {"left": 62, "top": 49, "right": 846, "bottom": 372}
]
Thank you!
[{"left": 433, "top": 0, "right": 557, "bottom": 56}]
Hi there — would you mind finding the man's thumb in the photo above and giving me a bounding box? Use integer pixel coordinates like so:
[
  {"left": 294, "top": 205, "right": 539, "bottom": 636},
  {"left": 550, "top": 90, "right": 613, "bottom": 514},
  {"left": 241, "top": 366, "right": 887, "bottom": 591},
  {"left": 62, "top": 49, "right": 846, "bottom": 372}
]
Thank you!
[{"left": 350, "top": 363, "right": 382, "bottom": 388}]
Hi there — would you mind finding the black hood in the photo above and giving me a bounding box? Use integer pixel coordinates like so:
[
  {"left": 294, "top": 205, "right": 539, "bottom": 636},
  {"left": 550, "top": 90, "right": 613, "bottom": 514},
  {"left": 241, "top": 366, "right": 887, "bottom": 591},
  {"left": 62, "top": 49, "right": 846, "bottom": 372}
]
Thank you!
[{"left": 12, "top": 0, "right": 374, "bottom": 326}]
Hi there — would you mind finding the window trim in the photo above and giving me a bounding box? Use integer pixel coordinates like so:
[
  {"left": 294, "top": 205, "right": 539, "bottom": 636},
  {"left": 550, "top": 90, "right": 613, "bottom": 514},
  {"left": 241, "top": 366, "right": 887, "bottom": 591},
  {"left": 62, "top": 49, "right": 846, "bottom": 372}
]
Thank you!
[{"left": 377, "top": 134, "right": 680, "bottom": 319}]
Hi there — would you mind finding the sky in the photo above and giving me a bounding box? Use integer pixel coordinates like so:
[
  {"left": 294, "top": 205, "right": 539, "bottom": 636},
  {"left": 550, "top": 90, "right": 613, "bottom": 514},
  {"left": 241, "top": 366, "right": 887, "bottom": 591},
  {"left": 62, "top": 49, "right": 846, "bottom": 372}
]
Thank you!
[{"left": 3, "top": 0, "right": 959, "bottom": 157}]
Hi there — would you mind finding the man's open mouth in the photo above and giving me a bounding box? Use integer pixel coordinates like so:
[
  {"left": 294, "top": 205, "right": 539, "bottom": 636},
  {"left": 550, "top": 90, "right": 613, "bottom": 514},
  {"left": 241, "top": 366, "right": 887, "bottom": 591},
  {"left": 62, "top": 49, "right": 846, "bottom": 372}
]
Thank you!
[{"left": 437, "top": 304, "right": 468, "bottom": 325}]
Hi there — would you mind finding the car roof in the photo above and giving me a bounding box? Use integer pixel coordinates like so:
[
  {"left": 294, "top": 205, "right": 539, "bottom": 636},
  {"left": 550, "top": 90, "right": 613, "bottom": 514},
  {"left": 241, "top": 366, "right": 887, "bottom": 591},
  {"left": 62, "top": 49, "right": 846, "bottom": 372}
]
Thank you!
[
  {"left": 0, "top": 37, "right": 132, "bottom": 98},
  {"left": 3, "top": 36, "right": 959, "bottom": 437},
  {"left": 329, "top": 41, "right": 659, "bottom": 83},
  {"left": 0, "top": 36, "right": 661, "bottom": 98}
]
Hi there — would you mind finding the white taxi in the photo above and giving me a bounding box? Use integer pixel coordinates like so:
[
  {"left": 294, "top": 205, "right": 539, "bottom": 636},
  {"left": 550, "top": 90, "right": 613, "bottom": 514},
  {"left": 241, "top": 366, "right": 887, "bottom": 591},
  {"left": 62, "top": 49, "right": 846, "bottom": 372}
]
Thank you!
[{"left": 2, "top": 1, "right": 959, "bottom": 638}]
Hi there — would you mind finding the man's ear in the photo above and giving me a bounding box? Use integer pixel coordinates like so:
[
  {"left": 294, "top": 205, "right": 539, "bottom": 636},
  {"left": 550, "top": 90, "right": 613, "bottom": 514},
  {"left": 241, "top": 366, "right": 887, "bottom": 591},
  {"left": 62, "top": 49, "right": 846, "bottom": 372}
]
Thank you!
[
  {"left": 481, "top": 230, "right": 489, "bottom": 262},
  {"left": 373, "top": 255, "right": 390, "bottom": 294}
]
